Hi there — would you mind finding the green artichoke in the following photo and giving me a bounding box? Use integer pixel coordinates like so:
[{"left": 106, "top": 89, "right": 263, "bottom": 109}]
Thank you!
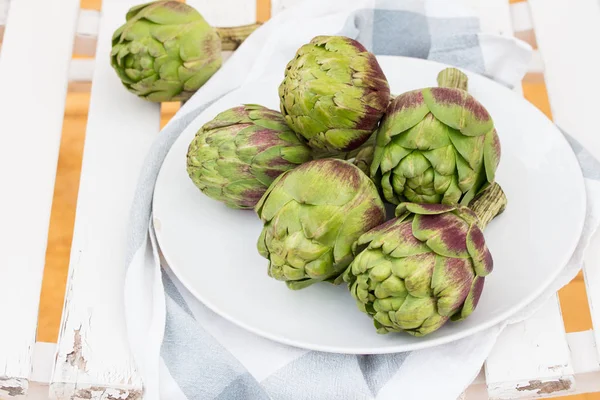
[
  {"left": 187, "top": 104, "right": 312, "bottom": 209},
  {"left": 256, "top": 159, "right": 386, "bottom": 289},
  {"left": 352, "top": 143, "right": 375, "bottom": 176},
  {"left": 371, "top": 68, "right": 501, "bottom": 205},
  {"left": 343, "top": 183, "right": 506, "bottom": 336},
  {"left": 279, "top": 36, "right": 391, "bottom": 153},
  {"left": 110, "top": 1, "right": 221, "bottom": 102}
]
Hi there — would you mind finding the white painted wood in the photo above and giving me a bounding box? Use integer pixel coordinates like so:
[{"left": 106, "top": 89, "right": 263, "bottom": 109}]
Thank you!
[
  {"left": 74, "top": 9, "right": 100, "bottom": 56},
  {"left": 69, "top": 58, "right": 95, "bottom": 83},
  {"left": 77, "top": 8, "right": 100, "bottom": 37},
  {"left": 49, "top": 0, "right": 160, "bottom": 397},
  {"left": 584, "top": 230, "right": 600, "bottom": 362},
  {"left": 529, "top": 0, "right": 600, "bottom": 161},
  {"left": 567, "top": 330, "right": 600, "bottom": 396},
  {"left": 509, "top": 1, "right": 533, "bottom": 32},
  {"left": 530, "top": 0, "right": 600, "bottom": 368},
  {"left": 187, "top": 0, "right": 256, "bottom": 26},
  {"left": 528, "top": 50, "right": 544, "bottom": 73},
  {"left": 0, "top": 0, "right": 79, "bottom": 396},
  {"left": 485, "top": 295, "right": 575, "bottom": 399},
  {"left": 31, "top": 343, "right": 57, "bottom": 385}
]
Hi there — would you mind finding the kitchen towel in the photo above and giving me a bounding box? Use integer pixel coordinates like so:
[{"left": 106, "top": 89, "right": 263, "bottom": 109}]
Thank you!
[{"left": 123, "top": 0, "right": 600, "bottom": 398}]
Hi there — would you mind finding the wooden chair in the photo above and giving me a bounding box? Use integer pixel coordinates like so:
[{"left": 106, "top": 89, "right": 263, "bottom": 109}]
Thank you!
[{"left": 0, "top": 0, "right": 598, "bottom": 398}]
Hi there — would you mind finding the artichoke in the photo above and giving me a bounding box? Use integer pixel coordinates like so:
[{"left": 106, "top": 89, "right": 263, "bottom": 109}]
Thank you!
[
  {"left": 110, "top": 1, "right": 221, "bottom": 102},
  {"left": 187, "top": 104, "right": 312, "bottom": 209},
  {"left": 352, "top": 143, "right": 375, "bottom": 176},
  {"left": 256, "top": 159, "right": 386, "bottom": 289},
  {"left": 343, "top": 183, "right": 506, "bottom": 336},
  {"left": 279, "top": 36, "right": 391, "bottom": 153},
  {"left": 371, "top": 68, "right": 501, "bottom": 205}
]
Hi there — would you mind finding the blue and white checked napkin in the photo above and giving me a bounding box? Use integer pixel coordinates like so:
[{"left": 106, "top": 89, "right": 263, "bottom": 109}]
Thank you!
[{"left": 124, "top": 0, "right": 600, "bottom": 398}]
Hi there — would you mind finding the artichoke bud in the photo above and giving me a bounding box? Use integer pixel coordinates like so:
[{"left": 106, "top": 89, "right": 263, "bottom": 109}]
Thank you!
[
  {"left": 279, "top": 36, "right": 391, "bottom": 153},
  {"left": 186, "top": 104, "right": 312, "bottom": 209},
  {"left": 111, "top": 1, "right": 222, "bottom": 102},
  {"left": 255, "top": 159, "right": 386, "bottom": 289},
  {"left": 343, "top": 183, "right": 507, "bottom": 336},
  {"left": 371, "top": 68, "right": 501, "bottom": 205}
]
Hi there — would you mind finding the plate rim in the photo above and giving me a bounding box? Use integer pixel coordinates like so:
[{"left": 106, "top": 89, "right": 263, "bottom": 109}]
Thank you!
[{"left": 153, "top": 55, "right": 587, "bottom": 354}]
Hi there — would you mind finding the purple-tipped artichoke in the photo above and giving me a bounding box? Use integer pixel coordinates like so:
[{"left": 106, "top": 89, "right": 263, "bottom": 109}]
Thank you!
[
  {"left": 111, "top": 1, "right": 221, "bottom": 102},
  {"left": 186, "top": 104, "right": 312, "bottom": 209},
  {"left": 371, "top": 68, "right": 501, "bottom": 205},
  {"left": 256, "top": 159, "right": 386, "bottom": 289},
  {"left": 279, "top": 36, "right": 391, "bottom": 153},
  {"left": 343, "top": 183, "right": 506, "bottom": 336}
]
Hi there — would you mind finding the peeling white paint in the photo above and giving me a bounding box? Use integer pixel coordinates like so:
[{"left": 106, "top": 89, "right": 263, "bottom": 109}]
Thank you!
[
  {"left": 0, "top": 0, "right": 80, "bottom": 395},
  {"left": 48, "top": 0, "right": 153, "bottom": 397},
  {"left": 486, "top": 296, "right": 575, "bottom": 399},
  {"left": 0, "top": 378, "right": 27, "bottom": 398}
]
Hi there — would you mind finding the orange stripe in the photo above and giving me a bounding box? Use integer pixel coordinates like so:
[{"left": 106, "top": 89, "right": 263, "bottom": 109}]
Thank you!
[
  {"left": 522, "top": 82, "right": 553, "bottom": 119},
  {"left": 37, "top": 92, "right": 90, "bottom": 342},
  {"left": 256, "top": 0, "right": 271, "bottom": 23}
]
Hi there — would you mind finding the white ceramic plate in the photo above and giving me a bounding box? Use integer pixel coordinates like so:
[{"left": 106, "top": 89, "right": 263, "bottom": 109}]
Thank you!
[{"left": 153, "top": 57, "right": 586, "bottom": 354}]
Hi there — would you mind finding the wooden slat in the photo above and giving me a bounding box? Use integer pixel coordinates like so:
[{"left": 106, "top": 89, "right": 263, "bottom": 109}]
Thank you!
[
  {"left": 465, "top": 331, "right": 600, "bottom": 399},
  {"left": 485, "top": 296, "right": 575, "bottom": 399},
  {"left": 529, "top": 0, "right": 600, "bottom": 161},
  {"left": 1, "top": 3, "right": 98, "bottom": 57},
  {"left": 584, "top": 226, "right": 600, "bottom": 362},
  {"left": 49, "top": 0, "right": 159, "bottom": 398},
  {"left": 567, "top": 330, "right": 600, "bottom": 396},
  {"left": 474, "top": 3, "right": 575, "bottom": 398},
  {"left": 529, "top": 0, "right": 600, "bottom": 368},
  {"left": 0, "top": 0, "right": 79, "bottom": 397},
  {"left": 74, "top": 9, "right": 100, "bottom": 56}
]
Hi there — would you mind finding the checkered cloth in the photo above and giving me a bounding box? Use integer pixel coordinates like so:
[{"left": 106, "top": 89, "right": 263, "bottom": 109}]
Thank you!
[{"left": 123, "top": 0, "right": 600, "bottom": 398}]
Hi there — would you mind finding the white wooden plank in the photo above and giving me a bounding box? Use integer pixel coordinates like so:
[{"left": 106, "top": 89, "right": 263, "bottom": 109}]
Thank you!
[
  {"left": 566, "top": 330, "right": 600, "bottom": 396},
  {"left": 74, "top": 9, "right": 100, "bottom": 56},
  {"left": 466, "top": 331, "right": 600, "bottom": 398},
  {"left": 0, "top": 0, "right": 79, "bottom": 396},
  {"left": 49, "top": 0, "right": 159, "bottom": 398},
  {"left": 485, "top": 295, "right": 575, "bottom": 399},
  {"left": 528, "top": 50, "right": 544, "bottom": 73},
  {"left": 31, "top": 343, "right": 57, "bottom": 384},
  {"left": 2, "top": 4, "right": 98, "bottom": 56},
  {"left": 529, "top": 0, "right": 600, "bottom": 161},
  {"left": 69, "top": 58, "right": 95, "bottom": 83},
  {"left": 583, "top": 229, "right": 600, "bottom": 362},
  {"left": 187, "top": 0, "right": 256, "bottom": 26}
]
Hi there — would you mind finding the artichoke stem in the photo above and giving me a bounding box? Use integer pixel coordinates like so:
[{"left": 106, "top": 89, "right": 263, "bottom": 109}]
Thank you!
[
  {"left": 216, "top": 23, "right": 262, "bottom": 51},
  {"left": 437, "top": 67, "right": 469, "bottom": 91},
  {"left": 468, "top": 183, "right": 507, "bottom": 229}
]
